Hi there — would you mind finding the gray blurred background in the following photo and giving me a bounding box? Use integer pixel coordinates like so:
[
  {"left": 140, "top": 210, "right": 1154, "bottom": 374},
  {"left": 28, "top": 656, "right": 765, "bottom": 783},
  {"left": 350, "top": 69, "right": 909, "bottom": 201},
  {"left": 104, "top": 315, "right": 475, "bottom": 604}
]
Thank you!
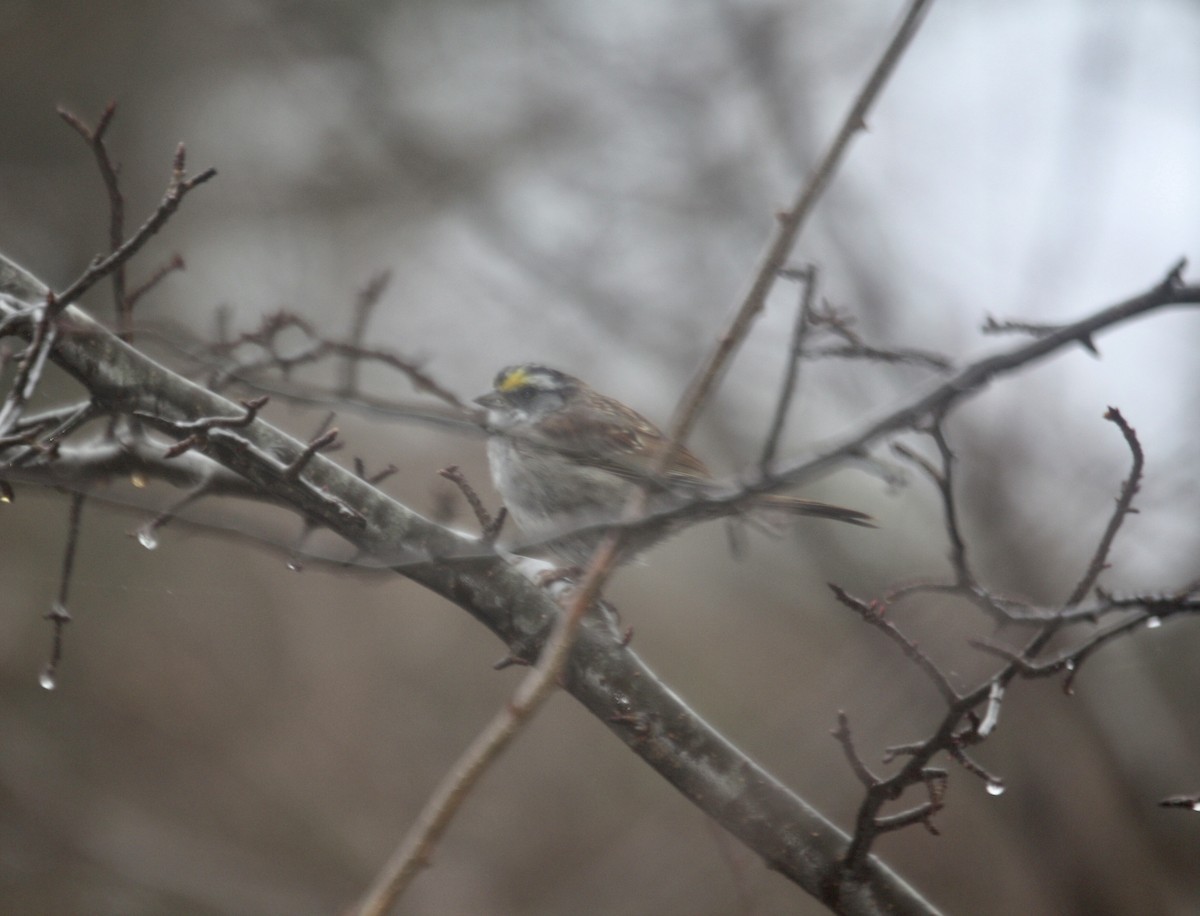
[{"left": 2, "top": 1, "right": 1200, "bottom": 913}]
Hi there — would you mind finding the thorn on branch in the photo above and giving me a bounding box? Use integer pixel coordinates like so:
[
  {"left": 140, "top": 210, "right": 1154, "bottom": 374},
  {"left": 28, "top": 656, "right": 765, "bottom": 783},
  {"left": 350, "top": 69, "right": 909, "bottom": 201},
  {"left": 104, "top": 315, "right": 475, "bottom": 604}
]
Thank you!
[
  {"left": 981, "top": 315, "right": 1060, "bottom": 338},
  {"left": 1161, "top": 257, "right": 1188, "bottom": 290},
  {"left": 493, "top": 653, "right": 530, "bottom": 671},
  {"left": 981, "top": 315, "right": 1101, "bottom": 356},
  {"left": 356, "top": 457, "right": 399, "bottom": 486},
  {"left": 283, "top": 427, "right": 340, "bottom": 481},
  {"left": 369, "top": 464, "right": 399, "bottom": 486}
]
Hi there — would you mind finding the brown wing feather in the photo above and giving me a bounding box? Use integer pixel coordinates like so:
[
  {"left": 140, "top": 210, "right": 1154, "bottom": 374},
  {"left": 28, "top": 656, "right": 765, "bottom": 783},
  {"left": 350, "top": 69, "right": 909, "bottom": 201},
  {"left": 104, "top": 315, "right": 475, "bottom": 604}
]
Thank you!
[
  {"left": 756, "top": 494, "right": 875, "bottom": 527},
  {"left": 531, "top": 382, "right": 873, "bottom": 524},
  {"left": 536, "top": 391, "right": 710, "bottom": 487}
]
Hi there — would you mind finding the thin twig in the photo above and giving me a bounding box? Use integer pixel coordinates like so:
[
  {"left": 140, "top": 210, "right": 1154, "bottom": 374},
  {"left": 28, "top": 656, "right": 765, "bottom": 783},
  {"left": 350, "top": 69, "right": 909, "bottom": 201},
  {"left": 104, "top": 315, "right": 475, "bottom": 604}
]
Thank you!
[
  {"left": 124, "top": 253, "right": 186, "bottom": 312},
  {"left": 59, "top": 103, "right": 132, "bottom": 337},
  {"left": 929, "top": 424, "right": 972, "bottom": 586},
  {"left": 981, "top": 315, "right": 1099, "bottom": 356},
  {"left": 760, "top": 264, "right": 817, "bottom": 473},
  {"left": 340, "top": 270, "right": 393, "bottom": 397},
  {"left": 49, "top": 142, "right": 216, "bottom": 318},
  {"left": 0, "top": 305, "right": 58, "bottom": 437},
  {"left": 666, "top": 0, "right": 935, "bottom": 454},
  {"left": 832, "top": 711, "right": 880, "bottom": 789},
  {"left": 283, "top": 428, "right": 340, "bottom": 481},
  {"left": 146, "top": 396, "right": 268, "bottom": 458},
  {"left": 41, "top": 493, "right": 85, "bottom": 689},
  {"left": 438, "top": 465, "right": 505, "bottom": 543},
  {"left": 1065, "top": 407, "right": 1142, "bottom": 605},
  {"left": 828, "top": 584, "right": 959, "bottom": 705}
]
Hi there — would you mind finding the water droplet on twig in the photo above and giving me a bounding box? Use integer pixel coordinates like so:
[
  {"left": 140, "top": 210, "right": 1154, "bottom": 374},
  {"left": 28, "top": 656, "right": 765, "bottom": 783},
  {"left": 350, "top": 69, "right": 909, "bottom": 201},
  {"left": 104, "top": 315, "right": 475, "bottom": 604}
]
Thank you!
[
  {"left": 137, "top": 528, "right": 158, "bottom": 550},
  {"left": 38, "top": 667, "right": 57, "bottom": 691},
  {"left": 986, "top": 781, "right": 1006, "bottom": 797}
]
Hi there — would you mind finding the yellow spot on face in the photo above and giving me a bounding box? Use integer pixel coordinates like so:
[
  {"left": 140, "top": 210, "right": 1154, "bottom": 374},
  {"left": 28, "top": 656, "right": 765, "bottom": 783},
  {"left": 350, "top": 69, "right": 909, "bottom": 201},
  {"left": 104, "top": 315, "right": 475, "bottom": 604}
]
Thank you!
[{"left": 497, "top": 367, "right": 530, "bottom": 392}]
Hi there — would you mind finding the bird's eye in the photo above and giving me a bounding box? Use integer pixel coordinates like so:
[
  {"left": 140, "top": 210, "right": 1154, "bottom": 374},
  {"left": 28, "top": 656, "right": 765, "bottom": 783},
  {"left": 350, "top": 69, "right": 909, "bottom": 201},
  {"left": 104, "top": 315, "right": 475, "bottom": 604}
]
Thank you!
[{"left": 509, "top": 385, "right": 538, "bottom": 404}]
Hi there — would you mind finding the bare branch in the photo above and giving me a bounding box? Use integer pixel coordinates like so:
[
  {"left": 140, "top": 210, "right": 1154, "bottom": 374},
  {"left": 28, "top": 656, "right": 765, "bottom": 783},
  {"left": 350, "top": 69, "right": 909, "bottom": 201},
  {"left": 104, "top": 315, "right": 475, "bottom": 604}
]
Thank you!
[
  {"left": 49, "top": 141, "right": 216, "bottom": 318},
  {"left": 833, "top": 711, "right": 882, "bottom": 789},
  {"left": 124, "top": 253, "right": 186, "bottom": 312},
  {"left": 438, "top": 465, "right": 506, "bottom": 544},
  {"left": 1064, "top": 407, "right": 1143, "bottom": 605},
  {"left": 340, "top": 270, "right": 393, "bottom": 397},
  {"left": 667, "top": 0, "right": 936, "bottom": 456},
  {"left": 0, "top": 303, "right": 58, "bottom": 437},
  {"left": 829, "top": 584, "right": 959, "bottom": 706},
  {"left": 760, "top": 264, "right": 818, "bottom": 473},
  {"left": 283, "top": 427, "right": 340, "bottom": 481},
  {"left": 40, "top": 493, "right": 86, "bottom": 690}
]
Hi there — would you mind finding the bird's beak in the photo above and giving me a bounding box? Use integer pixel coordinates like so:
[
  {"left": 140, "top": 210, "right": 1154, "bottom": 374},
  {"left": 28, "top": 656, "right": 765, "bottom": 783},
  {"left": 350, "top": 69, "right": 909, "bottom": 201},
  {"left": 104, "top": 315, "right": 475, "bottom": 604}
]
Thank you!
[{"left": 473, "top": 391, "right": 505, "bottom": 410}]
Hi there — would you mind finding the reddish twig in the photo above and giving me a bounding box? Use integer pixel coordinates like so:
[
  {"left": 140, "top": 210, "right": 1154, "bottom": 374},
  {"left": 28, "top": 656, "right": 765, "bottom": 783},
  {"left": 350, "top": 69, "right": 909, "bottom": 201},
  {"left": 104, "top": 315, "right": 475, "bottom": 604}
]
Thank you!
[
  {"left": 49, "top": 141, "right": 216, "bottom": 319},
  {"left": 124, "top": 253, "right": 186, "bottom": 312},
  {"left": 147, "top": 395, "right": 269, "bottom": 458},
  {"left": 828, "top": 584, "right": 959, "bottom": 705},
  {"left": 58, "top": 102, "right": 132, "bottom": 336},
  {"left": 283, "top": 427, "right": 340, "bottom": 481},
  {"left": 438, "top": 465, "right": 506, "bottom": 544}
]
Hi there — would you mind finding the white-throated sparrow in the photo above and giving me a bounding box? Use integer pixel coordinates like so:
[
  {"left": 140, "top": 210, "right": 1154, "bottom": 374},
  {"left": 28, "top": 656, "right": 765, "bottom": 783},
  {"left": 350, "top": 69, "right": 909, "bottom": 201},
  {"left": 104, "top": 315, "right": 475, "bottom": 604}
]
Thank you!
[{"left": 475, "top": 363, "right": 872, "bottom": 566}]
